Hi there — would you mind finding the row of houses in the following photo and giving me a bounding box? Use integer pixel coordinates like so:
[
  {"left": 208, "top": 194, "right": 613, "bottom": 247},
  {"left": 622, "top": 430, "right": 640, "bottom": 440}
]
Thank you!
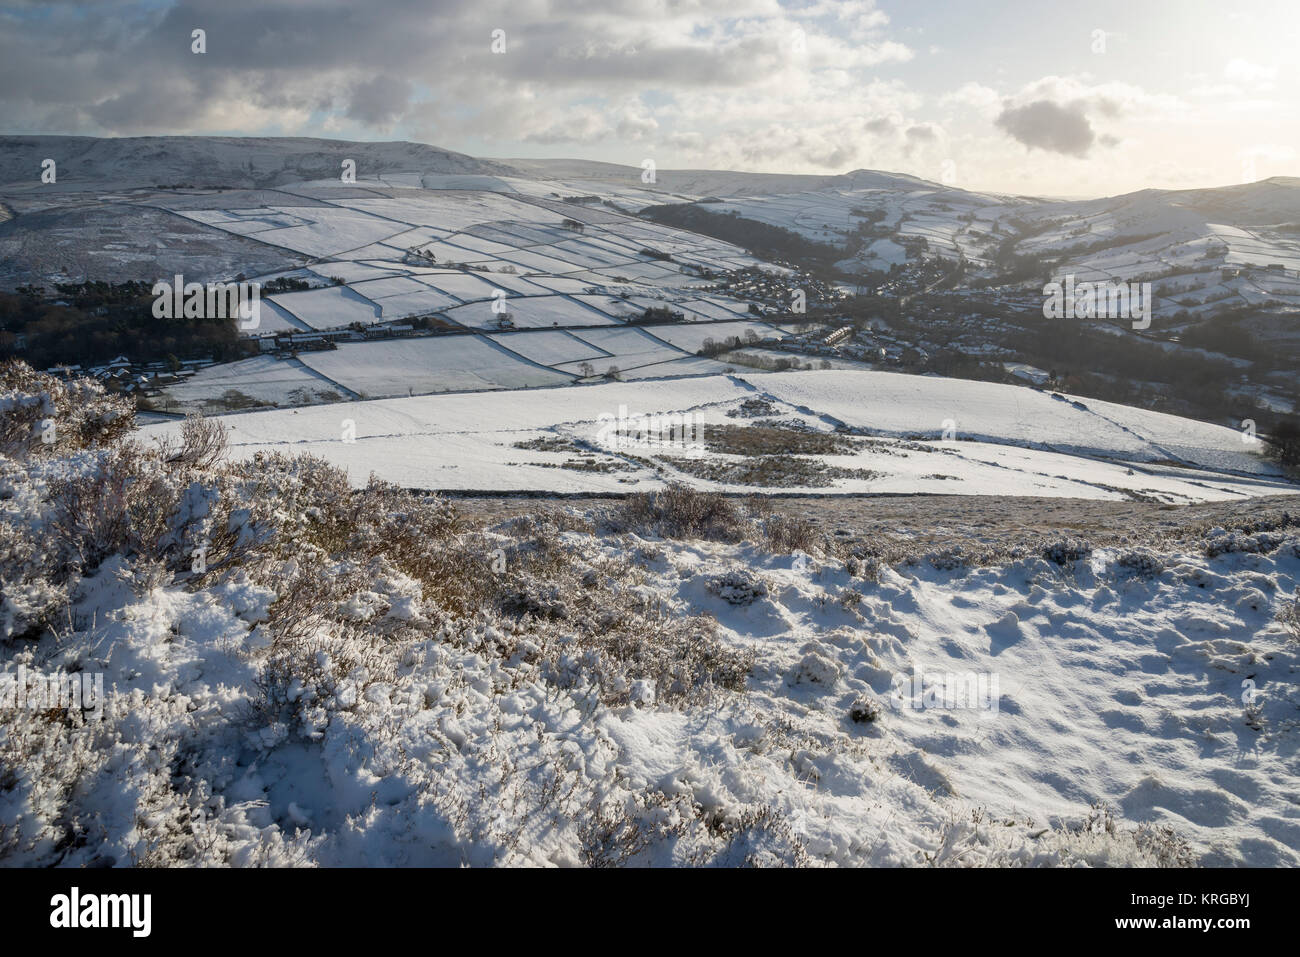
[
  {"left": 45, "top": 354, "right": 218, "bottom": 395},
  {"left": 706, "top": 264, "right": 848, "bottom": 312},
  {"left": 253, "top": 323, "right": 419, "bottom": 355}
]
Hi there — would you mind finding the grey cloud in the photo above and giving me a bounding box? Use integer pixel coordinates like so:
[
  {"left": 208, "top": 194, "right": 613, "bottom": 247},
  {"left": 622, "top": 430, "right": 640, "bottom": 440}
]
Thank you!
[
  {"left": 0, "top": 0, "right": 805, "bottom": 137},
  {"left": 0, "top": 0, "right": 917, "bottom": 178},
  {"left": 346, "top": 75, "right": 412, "bottom": 129},
  {"left": 995, "top": 99, "right": 1094, "bottom": 157}
]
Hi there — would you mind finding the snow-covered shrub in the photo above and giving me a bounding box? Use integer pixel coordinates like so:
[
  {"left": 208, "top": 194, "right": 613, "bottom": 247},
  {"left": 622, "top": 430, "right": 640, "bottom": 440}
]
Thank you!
[
  {"left": 849, "top": 694, "right": 881, "bottom": 724},
  {"left": 1070, "top": 803, "right": 1195, "bottom": 868},
  {"left": 842, "top": 540, "right": 896, "bottom": 581},
  {"left": 0, "top": 463, "right": 66, "bottom": 639},
  {"left": 923, "top": 803, "right": 1197, "bottom": 868},
  {"left": 726, "top": 396, "right": 777, "bottom": 419},
  {"left": 521, "top": 598, "right": 750, "bottom": 707},
  {"left": 705, "top": 568, "right": 769, "bottom": 605},
  {"left": 702, "top": 805, "right": 811, "bottom": 868},
  {"left": 1, "top": 436, "right": 213, "bottom": 640},
  {"left": 761, "top": 511, "right": 820, "bottom": 555},
  {"left": 1202, "top": 529, "right": 1290, "bottom": 558},
  {"left": 837, "top": 586, "right": 864, "bottom": 610},
  {"left": 395, "top": 521, "right": 754, "bottom": 708},
  {"left": 1041, "top": 537, "right": 1093, "bottom": 565},
  {"left": 1279, "top": 593, "right": 1300, "bottom": 643},
  {"left": 252, "top": 558, "right": 414, "bottom": 740},
  {"left": 0, "top": 359, "right": 133, "bottom": 459},
  {"left": 500, "top": 582, "right": 570, "bottom": 620},
  {"left": 614, "top": 484, "right": 746, "bottom": 541},
  {"left": 926, "top": 545, "right": 972, "bottom": 571},
  {"left": 48, "top": 443, "right": 185, "bottom": 574},
  {"left": 629, "top": 678, "right": 655, "bottom": 707},
  {"left": 790, "top": 643, "right": 841, "bottom": 687},
  {"left": 844, "top": 554, "right": 881, "bottom": 581},
  {"left": 1116, "top": 548, "right": 1166, "bottom": 578},
  {"left": 154, "top": 413, "right": 229, "bottom": 470}
]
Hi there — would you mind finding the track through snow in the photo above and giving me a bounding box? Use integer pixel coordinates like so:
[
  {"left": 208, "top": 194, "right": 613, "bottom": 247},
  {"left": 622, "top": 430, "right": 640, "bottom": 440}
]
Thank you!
[{"left": 623, "top": 530, "right": 1300, "bottom": 865}]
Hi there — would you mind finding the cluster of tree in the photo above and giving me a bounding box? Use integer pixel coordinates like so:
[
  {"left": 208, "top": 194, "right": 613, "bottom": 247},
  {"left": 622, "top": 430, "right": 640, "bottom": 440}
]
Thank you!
[
  {"left": 0, "top": 284, "right": 242, "bottom": 369},
  {"left": 1047, "top": 232, "right": 1163, "bottom": 262},
  {"left": 696, "top": 330, "right": 766, "bottom": 357},
  {"left": 638, "top": 247, "right": 673, "bottom": 261},
  {"left": 990, "top": 236, "right": 1047, "bottom": 283},
  {"left": 1270, "top": 419, "right": 1300, "bottom": 471},
  {"left": 850, "top": 206, "right": 887, "bottom": 224},
  {"left": 629, "top": 306, "right": 685, "bottom": 324},
  {"left": 845, "top": 209, "right": 892, "bottom": 252},
  {"left": 574, "top": 361, "right": 621, "bottom": 379},
  {"left": 697, "top": 335, "right": 745, "bottom": 357},
  {"left": 638, "top": 203, "right": 842, "bottom": 266},
  {"left": 922, "top": 350, "right": 1003, "bottom": 382},
  {"left": 1178, "top": 312, "right": 1298, "bottom": 366},
  {"left": 47, "top": 279, "right": 158, "bottom": 308},
  {"left": 262, "top": 276, "right": 313, "bottom": 293}
]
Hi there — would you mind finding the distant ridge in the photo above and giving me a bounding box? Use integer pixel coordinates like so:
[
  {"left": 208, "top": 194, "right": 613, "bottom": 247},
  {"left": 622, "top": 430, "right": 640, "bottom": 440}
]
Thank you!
[{"left": 0, "top": 135, "right": 515, "bottom": 190}]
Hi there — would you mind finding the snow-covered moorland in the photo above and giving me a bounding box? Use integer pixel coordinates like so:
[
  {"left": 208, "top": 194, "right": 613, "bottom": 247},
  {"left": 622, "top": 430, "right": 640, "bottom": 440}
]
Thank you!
[{"left": 3, "top": 360, "right": 1299, "bottom": 867}]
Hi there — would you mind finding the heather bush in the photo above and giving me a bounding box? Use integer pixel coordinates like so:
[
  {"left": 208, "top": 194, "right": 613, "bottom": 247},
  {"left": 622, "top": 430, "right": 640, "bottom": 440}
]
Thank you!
[
  {"left": 1279, "top": 592, "right": 1300, "bottom": 643},
  {"left": 1116, "top": 548, "right": 1165, "bottom": 578},
  {"left": 614, "top": 484, "right": 747, "bottom": 541},
  {"left": 705, "top": 568, "right": 769, "bottom": 606},
  {"left": 0, "top": 360, "right": 134, "bottom": 459},
  {"left": 1041, "top": 538, "right": 1093, "bottom": 565},
  {"left": 761, "top": 511, "right": 821, "bottom": 555}
]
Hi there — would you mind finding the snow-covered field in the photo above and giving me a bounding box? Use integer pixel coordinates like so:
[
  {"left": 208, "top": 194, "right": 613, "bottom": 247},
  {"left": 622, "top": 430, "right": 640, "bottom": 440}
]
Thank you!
[
  {"left": 156, "top": 320, "right": 792, "bottom": 410},
  {"left": 142, "top": 369, "right": 1297, "bottom": 501},
  {"left": 154, "top": 177, "right": 780, "bottom": 336},
  {"left": 297, "top": 337, "right": 574, "bottom": 397},
  {"left": 157, "top": 354, "right": 347, "bottom": 408}
]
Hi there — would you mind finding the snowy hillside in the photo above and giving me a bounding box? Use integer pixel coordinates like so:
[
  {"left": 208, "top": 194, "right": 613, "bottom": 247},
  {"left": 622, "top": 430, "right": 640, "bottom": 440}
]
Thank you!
[
  {"left": 0, "top": 136, "right": 515, "bottom": 191},
  {"left": 4, "top": 362, "right": 1298, "bottom": 867},
  {"left": 7, "top": 136, "right": 1298, "bottom": 331}
]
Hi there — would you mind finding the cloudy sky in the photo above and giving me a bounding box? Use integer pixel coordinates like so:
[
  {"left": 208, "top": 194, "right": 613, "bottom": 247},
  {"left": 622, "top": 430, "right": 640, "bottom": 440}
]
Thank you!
[{"left": 1, "top": 0, "right": 1296, "bottom": 197}]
